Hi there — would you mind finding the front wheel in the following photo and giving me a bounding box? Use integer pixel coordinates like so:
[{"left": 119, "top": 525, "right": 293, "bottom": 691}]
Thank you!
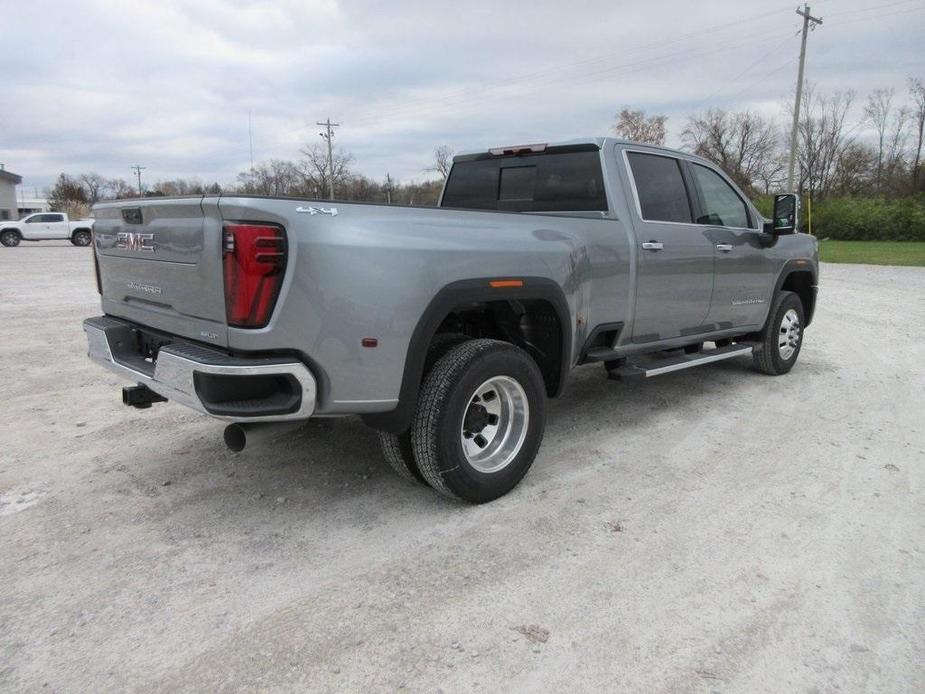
[
  {"left": 752, "top": 290, "right": 804, "bottom": 375},
  {"left": 411, "top": 339, "right": 546, "bottom": 503},
  {"left": 1, "top": 230, "right": 21, "bottom": 247},
  {"left": 71, "top": 230, "right": 92, "bottom": 246}
]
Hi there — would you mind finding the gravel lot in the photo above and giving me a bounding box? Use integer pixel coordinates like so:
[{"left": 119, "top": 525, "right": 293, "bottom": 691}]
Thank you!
[{"left": 1, "top": 244, "right": 923, "bottom": 693}]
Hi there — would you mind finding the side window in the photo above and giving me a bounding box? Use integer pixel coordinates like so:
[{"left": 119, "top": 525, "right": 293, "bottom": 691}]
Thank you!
[
  {"left": 626, "top": 152, "right": 692, "bottom": 223},
  {"left": 25, "top": 214, "right": 43, "bottom": 223},
  {"left": 691, "top": 164, "right": 752, "bottom": 228},
  {"left": 47, "top": 213, "right": 66, "bottom": 223}
]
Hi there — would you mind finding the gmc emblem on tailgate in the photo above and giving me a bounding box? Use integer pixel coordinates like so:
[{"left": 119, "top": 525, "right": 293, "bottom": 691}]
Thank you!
[{"left": 116, "top": 232, "right": 155, "bottom": 252}]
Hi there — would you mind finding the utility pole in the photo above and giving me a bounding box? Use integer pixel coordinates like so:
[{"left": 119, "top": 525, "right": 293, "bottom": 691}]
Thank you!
[
  {"left": 131, "top": 164, "right": 147, "bottom": 197},
  {"left": 385, "top": 172, "right": 393, "bottom": 204},
  {"left": 316, "top": 118, "right": 340, "bottom": 199},
  {"left": 786, "top": 3, "right": 823, "bottom": 191}
]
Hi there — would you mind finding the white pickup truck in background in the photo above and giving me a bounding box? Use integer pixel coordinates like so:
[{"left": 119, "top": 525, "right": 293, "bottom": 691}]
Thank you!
[{"left": 0, "top": 212, "right": 94, "bottom": 247}]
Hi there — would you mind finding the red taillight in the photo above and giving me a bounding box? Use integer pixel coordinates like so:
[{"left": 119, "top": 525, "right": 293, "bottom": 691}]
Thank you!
[{"left": 222, "top": 222, "right": 287, "bottom": 328}]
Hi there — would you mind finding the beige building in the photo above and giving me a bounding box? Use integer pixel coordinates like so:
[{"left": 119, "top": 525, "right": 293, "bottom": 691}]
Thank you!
[
  {"left": 0, "top": 166, "right": 23, "bottom": 221},
  {"left": 18, "top": 195, "right": 51, "bottom": 216}
]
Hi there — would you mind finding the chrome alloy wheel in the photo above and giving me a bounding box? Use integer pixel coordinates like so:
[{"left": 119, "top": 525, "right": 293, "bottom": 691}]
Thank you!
[
  {"left": 460, "top": 376, "right": 530, "bottom": 474},
  {"left": 779, "top": 308, "right": 801, "bottom": 360}
]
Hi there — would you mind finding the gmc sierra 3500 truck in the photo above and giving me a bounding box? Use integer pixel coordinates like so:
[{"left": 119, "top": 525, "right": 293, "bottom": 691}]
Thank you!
[{"left": 83, "top": 138, "right": 818, "bottom": 503}]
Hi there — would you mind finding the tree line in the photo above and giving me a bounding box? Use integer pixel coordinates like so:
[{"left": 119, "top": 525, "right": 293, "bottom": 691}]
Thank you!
[
  {"left": 47, "top": 141, "right": 449, "bottom": 217},
  {"left": 615, "top": 78, "right": 925, "bottom": 202},
  {"left": 47, "top": 78, "right": 924, "bottom": 233}
]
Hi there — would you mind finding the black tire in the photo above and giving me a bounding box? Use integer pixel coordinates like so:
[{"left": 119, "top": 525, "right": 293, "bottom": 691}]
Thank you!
[
  {"left": 411, "top": 339, "right": 546, "bottom": 503},
  {"left": 71, "top": 230, "right": 92, "bottom": 246},
  {"left": 752, "top": 290, "right": 804, "bottom": 375},
  {"left": 376, "top": 332, "right": 471, "bottom": 484},
  {"left": 376, "top": 430, "right": 425, "bottom": 484},
  {"left": 1, "top": 230, "right": 21, "bottom": 247}
]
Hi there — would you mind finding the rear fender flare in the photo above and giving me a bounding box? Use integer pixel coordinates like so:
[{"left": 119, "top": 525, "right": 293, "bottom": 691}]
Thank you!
[{"left": 362, "top": 276, "right": 572, "bottom": 434}]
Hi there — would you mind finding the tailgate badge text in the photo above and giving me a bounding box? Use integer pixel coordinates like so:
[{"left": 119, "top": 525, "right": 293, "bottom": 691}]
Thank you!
[{"left": 295, "top": 206, "right": 338, "bottom": 216}]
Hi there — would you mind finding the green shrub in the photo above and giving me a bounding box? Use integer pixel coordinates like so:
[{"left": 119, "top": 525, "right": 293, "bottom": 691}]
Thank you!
[
  {"left": 749, "top": 195, "right": 925, "bottom": 241},
  {"left": 812, "top": 197, "right": 925, "bottom": 241},
  {"left": 753, "top": 194, "right": 773, "bottom": 219}
]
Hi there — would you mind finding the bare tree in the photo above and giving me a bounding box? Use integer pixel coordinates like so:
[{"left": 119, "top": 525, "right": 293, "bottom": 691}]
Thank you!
[
  {"left": 299, "top": 143, "right": 354, "bottom": 199},
  {"left": 831, "top": 142, "right": 876, "bottom": 195},
  {"left": 79, "top": 173, "right": 109, "bottom": 206},
  {"left": 884, "top": 106, "right": 910, "bottom": 192},
  {"left": 106, "top": 178, "right": 137, "bottom": 200},
  {"left": 754, "top": 152, "right": 788, "bottom": 195},
  {"left": 864, "top": 88, "right": 895, "bottom": 191},
  {"left": 908, "top": 77, "right": 925, "bottom": 190},
  {"left": 427, "top": 145, "right": 454, "bottom": 179},
  {"left": 151, "top": 178, "right": 216, "bottom": 196},
  {"left": 613, "top": 108, "right": 668, "bottom": 145},
  {"left": 797, "top": 87, "right": 856, "bottom": 200},
  {"left": 681, "top": 109, "right": 779, "bottom": 192},
  {"left": 236, "top": 160, "right": 304, "bottom": 197}
]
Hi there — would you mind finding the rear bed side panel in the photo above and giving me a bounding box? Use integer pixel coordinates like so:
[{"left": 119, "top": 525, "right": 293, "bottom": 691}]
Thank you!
[{"left": 217, "top": 196, "right": 632, "bottom": 416}]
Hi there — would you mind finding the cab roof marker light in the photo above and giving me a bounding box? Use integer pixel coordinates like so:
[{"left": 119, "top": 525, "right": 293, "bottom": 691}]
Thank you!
[{"left": 488, "top": 143, "right": 547, "bottom": 156}]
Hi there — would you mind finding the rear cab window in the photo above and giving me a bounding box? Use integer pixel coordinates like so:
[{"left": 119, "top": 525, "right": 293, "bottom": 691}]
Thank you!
[
  {"left": 625, "top": 152, "right": 693, "bottom": 223},
  {"left": 441, "top": 146, "right": 607, "bottom": 213}
]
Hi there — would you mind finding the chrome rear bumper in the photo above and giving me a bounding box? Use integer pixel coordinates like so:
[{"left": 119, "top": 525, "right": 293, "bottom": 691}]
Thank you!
[{"left": 83, "top": 316, "right": 316, "bottom": 422}]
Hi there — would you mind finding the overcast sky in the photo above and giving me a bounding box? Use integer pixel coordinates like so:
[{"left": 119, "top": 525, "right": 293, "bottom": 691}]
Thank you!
[{"left": 2, "top": 0, "right": 923, "bottom": 193}]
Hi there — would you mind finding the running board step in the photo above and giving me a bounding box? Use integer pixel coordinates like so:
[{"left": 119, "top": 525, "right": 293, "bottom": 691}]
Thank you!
[{"left": 607, "top": 344, "right": 754, "bottom": 380}]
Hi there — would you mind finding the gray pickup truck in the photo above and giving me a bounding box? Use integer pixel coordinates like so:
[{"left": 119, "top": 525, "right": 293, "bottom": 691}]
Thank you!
[{"left": 83, "top": 138, "right": 818, "bottom": 503}]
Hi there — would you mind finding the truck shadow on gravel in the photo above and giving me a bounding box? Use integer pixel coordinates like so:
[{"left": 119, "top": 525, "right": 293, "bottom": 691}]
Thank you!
[{"left": 157, "top": 355, "right": 821, "bottom": 515}]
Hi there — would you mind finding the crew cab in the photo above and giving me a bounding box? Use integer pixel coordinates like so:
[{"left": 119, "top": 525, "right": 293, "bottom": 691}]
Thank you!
[
  {"left": 82, "top": 138, "right": 818, "bottom": 503},
  {"left": 0, "top": 212, "right": 94, "bottom": 247}
]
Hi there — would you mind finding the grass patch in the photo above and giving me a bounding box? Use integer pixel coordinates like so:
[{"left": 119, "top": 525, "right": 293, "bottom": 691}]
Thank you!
[{"left": 817, "top": 240, "right": 925, "bottom": 267}]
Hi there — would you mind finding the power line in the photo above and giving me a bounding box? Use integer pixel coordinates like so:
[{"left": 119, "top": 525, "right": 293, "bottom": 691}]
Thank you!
[
  {"left": 787, "top": 4, "right": 823, "bottom": 191},
  {"left": 825, "top": 0, "right": 922, "bottom": 16},
  {"left": 714, "top": 56, "right": 799, "bottom": 107},
  {"left": 345, "top": 27, "right": 790, "bottom": 129},
  {"left": 826, "top": 3, "right": 925, "bottom": 26},
  {"left": 692, "top": 31, "right": 800, "bottom": 112},
  {"left": 282, "top": 7, "right": 793, "bottom": 138}
]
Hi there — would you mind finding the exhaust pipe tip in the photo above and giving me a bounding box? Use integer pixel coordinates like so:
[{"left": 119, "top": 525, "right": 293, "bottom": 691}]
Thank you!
[
  {"left": 223, "top": 424, "right": 247, "bottom": 453},
  {"left": 223, "top": 421, "right": 307, "bottom": 452}
]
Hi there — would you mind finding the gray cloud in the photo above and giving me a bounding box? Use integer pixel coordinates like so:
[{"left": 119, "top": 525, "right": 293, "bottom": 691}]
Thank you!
[{"left": 1, "top": 0, "right": 922, "bottom": 192}]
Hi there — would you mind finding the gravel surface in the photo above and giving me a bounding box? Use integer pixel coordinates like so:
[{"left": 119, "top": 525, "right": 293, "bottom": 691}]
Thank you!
[{"left": 1, "top": 243, "right": 923, "bottom": 692}]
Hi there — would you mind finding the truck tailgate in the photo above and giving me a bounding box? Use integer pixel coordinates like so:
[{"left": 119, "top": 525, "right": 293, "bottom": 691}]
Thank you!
[{"left": 92, "top": 197, "right": 229, "bottom": 347}]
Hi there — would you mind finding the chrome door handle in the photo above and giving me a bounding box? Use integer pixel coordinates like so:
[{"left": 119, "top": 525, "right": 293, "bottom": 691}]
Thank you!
[
  {"left": 641, "top": 241, "right": 664, "bottom": 251},
  {"left": 715, "top": 244, "right": 733, "bottom": 252}
]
